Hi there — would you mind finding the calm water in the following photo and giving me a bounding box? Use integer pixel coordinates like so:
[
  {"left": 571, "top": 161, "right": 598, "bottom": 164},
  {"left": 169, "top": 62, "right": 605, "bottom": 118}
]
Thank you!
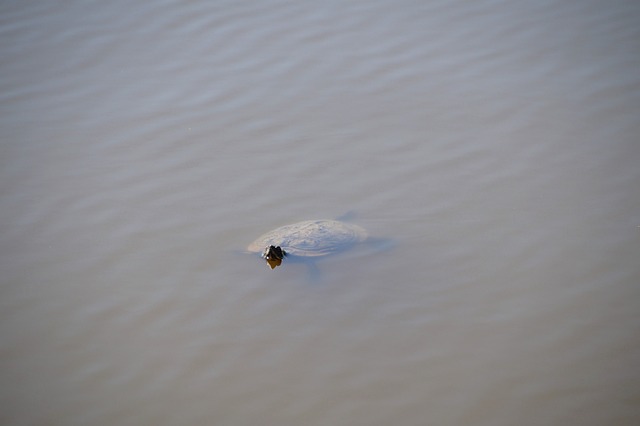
[{"left": 1, "top": 0, "right": 639, "bottom": 425}]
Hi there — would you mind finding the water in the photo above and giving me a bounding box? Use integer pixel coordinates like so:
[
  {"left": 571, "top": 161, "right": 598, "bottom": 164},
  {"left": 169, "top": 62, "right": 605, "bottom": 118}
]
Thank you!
[{"left": 1, "top": 1, "right": 639, "bottom": 425}]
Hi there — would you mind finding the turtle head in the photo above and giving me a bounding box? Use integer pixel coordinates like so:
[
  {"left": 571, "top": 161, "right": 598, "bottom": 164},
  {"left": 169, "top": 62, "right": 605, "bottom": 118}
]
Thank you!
[
  {"left": 263, "top": 245, "right": 286, "bottom": 260},
  {"left": 262, "top": 245, "right": 286, "bottom": 269}
]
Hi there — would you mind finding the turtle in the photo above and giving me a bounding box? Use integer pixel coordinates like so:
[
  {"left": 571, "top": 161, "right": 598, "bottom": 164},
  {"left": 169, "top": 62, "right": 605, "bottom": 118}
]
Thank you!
[{"left": 247, "top": 219, "right": 369, "bottom": 269}]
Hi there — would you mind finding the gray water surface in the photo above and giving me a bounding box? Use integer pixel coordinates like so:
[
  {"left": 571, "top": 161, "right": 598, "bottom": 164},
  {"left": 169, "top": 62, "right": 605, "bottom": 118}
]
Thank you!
[{"left": 1, "top": 1, "right": 639, "bottom": 425}]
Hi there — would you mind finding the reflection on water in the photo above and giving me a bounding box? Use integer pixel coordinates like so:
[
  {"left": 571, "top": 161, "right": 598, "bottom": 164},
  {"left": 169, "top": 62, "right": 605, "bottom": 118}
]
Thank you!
[
  {"left": 1, "top": 0, "right": 639, "bottom": 425},
  {"left": 265, "top": 256, "right": 283, "bottom": 269}
]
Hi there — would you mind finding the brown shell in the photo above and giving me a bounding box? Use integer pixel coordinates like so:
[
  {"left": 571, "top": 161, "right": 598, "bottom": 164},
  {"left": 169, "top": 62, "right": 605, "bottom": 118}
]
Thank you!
[{"left": 248, "top": 220, "right": 367, "bottom": 257}]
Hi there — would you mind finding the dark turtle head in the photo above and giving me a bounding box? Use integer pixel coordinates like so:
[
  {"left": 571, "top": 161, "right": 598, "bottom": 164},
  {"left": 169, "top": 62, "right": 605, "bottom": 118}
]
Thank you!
[{"left": 262, "top": 245, "right": 287, "bottom": 269}]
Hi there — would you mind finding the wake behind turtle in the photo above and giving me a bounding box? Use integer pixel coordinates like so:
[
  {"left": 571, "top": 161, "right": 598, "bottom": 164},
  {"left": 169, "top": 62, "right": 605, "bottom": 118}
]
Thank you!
[{"left": 248, "top": 219, "right": 368, "bottom": 269}]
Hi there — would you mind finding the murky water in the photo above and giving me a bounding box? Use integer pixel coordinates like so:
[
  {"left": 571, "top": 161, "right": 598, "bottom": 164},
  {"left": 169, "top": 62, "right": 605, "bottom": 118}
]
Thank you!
[{"left": 1, "top": 1, "right": 639, "bottom": 425}]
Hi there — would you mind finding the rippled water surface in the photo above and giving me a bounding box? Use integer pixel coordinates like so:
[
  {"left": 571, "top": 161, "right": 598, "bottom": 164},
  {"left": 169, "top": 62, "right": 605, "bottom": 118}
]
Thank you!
[{"left": 1, "top": 1, "right": 639, "bottom": 425}]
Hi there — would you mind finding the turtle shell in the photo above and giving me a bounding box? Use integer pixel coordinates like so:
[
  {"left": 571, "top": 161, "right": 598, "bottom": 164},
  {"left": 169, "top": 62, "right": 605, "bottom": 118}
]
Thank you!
[{"left": 248, "top": 219, "right": 368, "bottom": 257}]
